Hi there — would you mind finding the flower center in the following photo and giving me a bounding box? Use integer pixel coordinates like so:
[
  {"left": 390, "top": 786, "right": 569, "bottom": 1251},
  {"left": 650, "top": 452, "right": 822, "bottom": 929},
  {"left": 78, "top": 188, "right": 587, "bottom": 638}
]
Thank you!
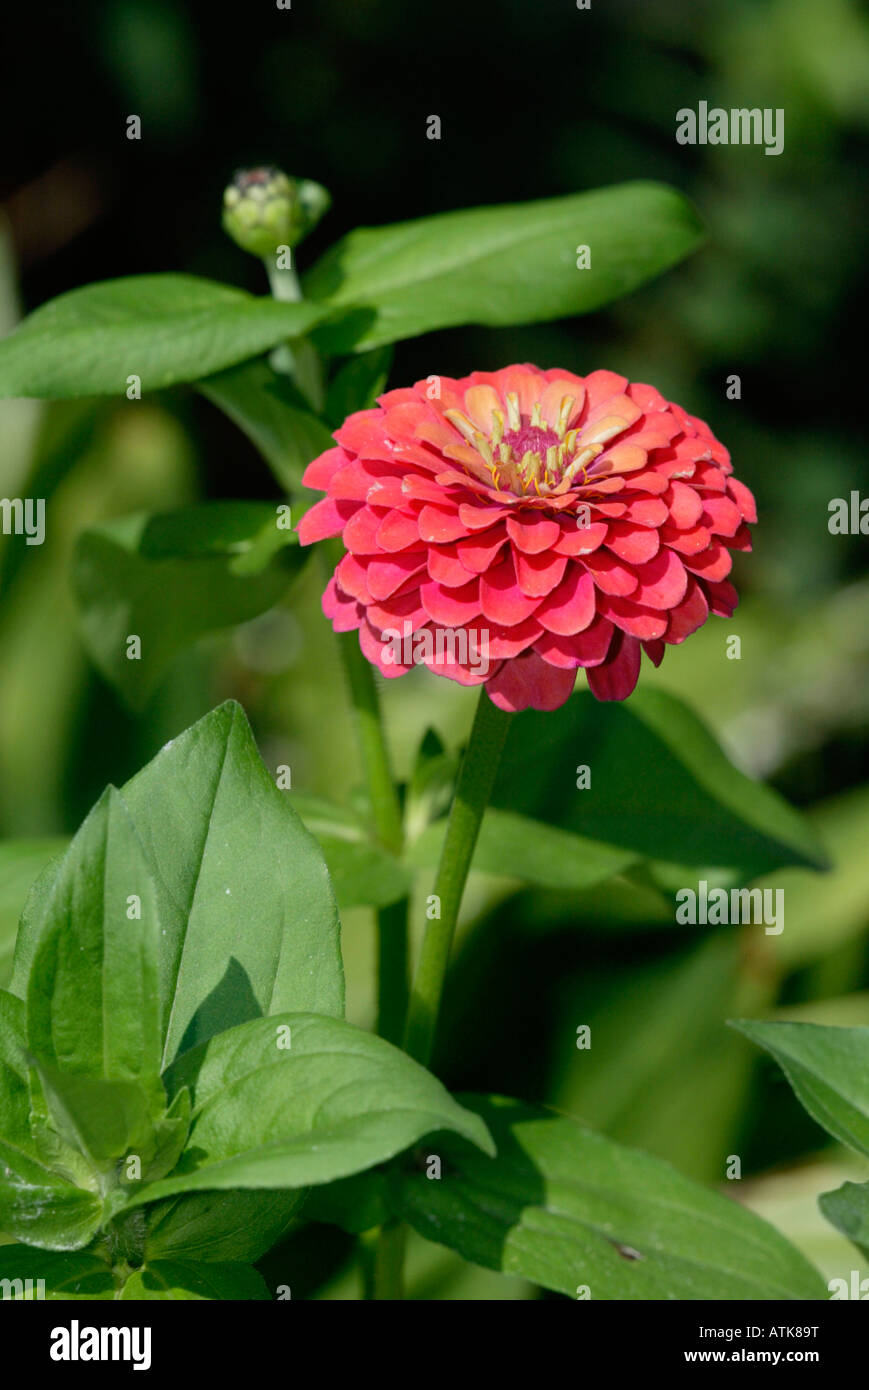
[{"left": 444, "top": 391, "right": 605, "bottom": 498}]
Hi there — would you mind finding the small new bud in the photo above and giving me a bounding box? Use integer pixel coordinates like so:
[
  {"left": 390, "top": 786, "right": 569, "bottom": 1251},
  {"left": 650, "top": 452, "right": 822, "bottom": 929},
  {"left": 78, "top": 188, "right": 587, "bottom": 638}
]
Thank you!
[{"left": 222, "top": 167, "right": 330, "bottom": 259}]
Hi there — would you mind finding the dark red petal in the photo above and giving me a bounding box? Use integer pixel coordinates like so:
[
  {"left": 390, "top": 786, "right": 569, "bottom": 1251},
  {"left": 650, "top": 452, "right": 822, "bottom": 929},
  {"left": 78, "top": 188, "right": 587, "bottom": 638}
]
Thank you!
[{"left": 586, "top": 631, "right": 642, "bottom": 701}]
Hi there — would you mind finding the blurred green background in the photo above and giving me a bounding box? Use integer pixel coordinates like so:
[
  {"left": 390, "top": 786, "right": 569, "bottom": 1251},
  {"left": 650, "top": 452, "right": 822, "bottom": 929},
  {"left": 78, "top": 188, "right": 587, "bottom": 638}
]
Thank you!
[{"left": 2, "top": 0, "right": 869, "bottom": 1297}]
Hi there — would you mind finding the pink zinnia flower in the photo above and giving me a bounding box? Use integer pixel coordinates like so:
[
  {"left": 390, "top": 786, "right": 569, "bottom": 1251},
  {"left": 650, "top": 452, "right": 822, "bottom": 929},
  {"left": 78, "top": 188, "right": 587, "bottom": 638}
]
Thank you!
[{"left": 297, "top": 366, "right": 755, "bottom": 712}]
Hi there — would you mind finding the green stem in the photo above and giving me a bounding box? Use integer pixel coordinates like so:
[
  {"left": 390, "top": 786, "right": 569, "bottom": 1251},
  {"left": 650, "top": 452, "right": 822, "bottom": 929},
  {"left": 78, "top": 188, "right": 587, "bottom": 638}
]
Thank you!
[
  {"left": 404, "top": 689, "right": 514, "bottom": 1067},
  {"left": 334, "top": 621, "right": 404, "bottom": 857},
  {"left": 372, "top": 1221, "right": 406, "bottom": 1301},
  {"left": 265, "top": 260, "right": 326, "bottom": 412}
]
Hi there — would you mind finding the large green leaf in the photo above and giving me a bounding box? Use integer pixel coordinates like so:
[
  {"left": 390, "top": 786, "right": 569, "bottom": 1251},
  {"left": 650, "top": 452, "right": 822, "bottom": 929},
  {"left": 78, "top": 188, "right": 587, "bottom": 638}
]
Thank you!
[
  {"left": 0, "top": 840, "right": 67, "bottom": 989},
  {"left": 73, "top": 502, "right": 306, "bottom": 707},
  {"left": 0, "top": 1247, "right": 116, "bottom": 1299},
  {"left": 197, "top": 358, "right": 334, "bottom": 493},
  {"left": 116, "top": 1014, "right": 493, "bottom": 1209},
  {"left": 819, "top": 1181, "right": 869, "bottom": 1259},
  {"left": 0, "top": 275, "right": 327, "bottom": 399},
  {"left": 304, "top": 183, "right": 704, "bottom": 352},
  {"left": 395, "top": 1095, "right": 826, "bottom": 1300},
  {"left": 119, "top": 1259, "right": 269, "bottom": 1300},
  {"left": 732, "top": 1020, "right": 869, "bottom": 1159},
  {"left": 26, "top": 789, "right": 162, "bottom": 1100},
  {"left": 11, "top": 703, "right": 344, "bottom": 1067},
  {"left": 484, "top": 689, "right": 826, "bottom": 884}
]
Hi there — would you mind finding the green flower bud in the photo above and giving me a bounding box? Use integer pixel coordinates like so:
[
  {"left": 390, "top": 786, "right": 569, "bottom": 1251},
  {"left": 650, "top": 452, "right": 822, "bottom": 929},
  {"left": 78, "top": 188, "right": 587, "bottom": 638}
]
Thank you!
[{"left": 222, "top": 167, "right": 330, "bottom": 260}]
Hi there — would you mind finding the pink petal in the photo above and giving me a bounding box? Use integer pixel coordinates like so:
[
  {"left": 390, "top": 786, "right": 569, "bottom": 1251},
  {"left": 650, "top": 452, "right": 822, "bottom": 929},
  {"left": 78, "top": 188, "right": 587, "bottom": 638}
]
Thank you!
[
  {"left": 297, "top": 497, "right": 356, "bottom": 545},
  {"left": 344, "top": 506, "right": 391, "bottom": 554},
  {"left": 420, "top": 578, "right": 481, "bottom": 626},
  {"left": 583, "top": 549, "right": 639, "bottom": 597},
  {"left": 726, "top": 476, "right": 757, "bottom": 523},
  {"left": 683, "top": 544, "right": 733, "bottom": 583},
  {"left": 586, "top": 631, "right": 641, "bottom": 701},
  {"left": 534, "top": 615, "right": 613, "bottom": 668},
  {"left": 427, "top": 544, "right": 473, "bottom": 587},
  {"left": 632, "top": 549, "right": 688, "bottom": 609},
  {"left": 702, "top": 578, "right": 739, "bottom": 617},
  {"left": 701, "top": 494, "right": 742, "bottom": 538},
  {"left": 514, "top": 548, "right": 568, "bottom": 598},
  {"left": 455, "top": 523, "right": 508, "bottom": 572},
  {"left": 665, "top": 579, "right": 709, "bottom": 643},
  {"left": 667, "top": 480, "right": 704, "bottom": 529},
  {"left": 506, "top": 513, "right": 562, "bottom": 554},
  {"left": 376, "top": 509, "right": 421, "bottom": 552},
  {"left": 605, "top": 521, "right": 660, "bottom": 565},
  {"left": 486, "top": 651, "right": 577, "bottom": 712},
  {"left": 480, "top": 554, "right": 542, "bottom": 625},
  {"left": 322, "top": 577, "right": 364, "bottom": 633},
  {"left": 303, "top": 446, "right": 346, "bottom": 490},
  {"left": 418, "top": 505, "right": 469, "bottom": 544},
  {"left": 555, "top": 520, "right": 608, "bottom": 556},
  {"left": 367, "top": 552, "right": 428, "bottom": 600},
  {"left": 597, "top": 594, "right": 668, "bottom": 640},
  {"left": 535, "top": 567, "right": 596, "bottom": 635}
]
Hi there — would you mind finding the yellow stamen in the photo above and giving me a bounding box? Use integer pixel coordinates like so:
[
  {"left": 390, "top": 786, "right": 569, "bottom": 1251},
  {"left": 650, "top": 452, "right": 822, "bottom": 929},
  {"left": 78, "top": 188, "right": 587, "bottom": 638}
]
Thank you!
[
  {"left": 530, "top": 402, "right": 542, "bottom": 428},
  {"left": 491, "top": 409, "right": 504, "bottom": 447},
  {"left": 473, "top": 431, "right": 494, "bottom": 467},
  {"left": 557, "top": 396, "right": 576, "bottom": 437},
  {"left": 444, "top": 409, "right": 479, "bottom": 444},
  {"left": 505, "top": 392, "right": 521, "bottom": 430}
]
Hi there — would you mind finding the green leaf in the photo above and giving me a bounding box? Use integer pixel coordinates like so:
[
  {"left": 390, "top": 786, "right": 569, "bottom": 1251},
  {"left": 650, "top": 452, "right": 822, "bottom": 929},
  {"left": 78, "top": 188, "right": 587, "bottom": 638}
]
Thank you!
[
  {"left": 197, "top": 357, "right": 334, "bottom": 492},
  {"left": 144, "top": 1189, "right": 305, "bottom": 1263},
  {"left": 394, "top": 1095, "right": 826, "bottom": 1300},
  {"left": 0, "top": 1247, "right": 116, "bottom": 1298},
  {"left": 26, "top": 789, "right": 162, "bottom": 1102},
  {"left": 325, "top": 346, "right": 393, "bottom": 424},
  {"left": 12, "top": 702, "right": 344, "bottom": 1068},
  {"left": 487, "top": 688, "right": 826, "bottom": 883},
  {"left": 73, "top": 502, "right": 306, "bottom": 707},
  {"left": 119, "top": 1259, "right": 269, "bottom": 1300},
  {"left": 304, "top": 183, "right": 704, "bottom": 353},
  {"left": 731, "top": 1020, "right": 869, "bottom": 1159},
  {"left": 117, "top": 1014, "right": 493, "bottom": 1208},
  {"left": 0, "top": 275, "right": 328, "bottom": 399},
  {"left": 0, "top": 989, "right": 30, "bottom": 1145},
  {"left": 0, "top": 840, "right": 67, "bottom": 989},
  {"left": 291, "top": 793, "right": 411, "bottom": 909},
  {"left": 0, "top": 1140, "right": 102, "bottom": 1251},
  {"left": 819, "top": 1181, "right": 869, "bottom": 1259},
  {"left": 413, "top": 807, "right": 636, "bottom": 892}
]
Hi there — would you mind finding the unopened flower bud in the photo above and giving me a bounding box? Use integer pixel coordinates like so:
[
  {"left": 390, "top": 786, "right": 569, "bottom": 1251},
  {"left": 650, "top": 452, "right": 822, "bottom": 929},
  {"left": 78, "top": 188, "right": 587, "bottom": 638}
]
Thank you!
[{"left": 222, "top": 167, "right": 330, "bottom": 259}]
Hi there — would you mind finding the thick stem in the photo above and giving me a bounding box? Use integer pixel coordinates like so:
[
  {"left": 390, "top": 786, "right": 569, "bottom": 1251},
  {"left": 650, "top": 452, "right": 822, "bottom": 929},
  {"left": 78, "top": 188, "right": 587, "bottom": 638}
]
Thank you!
[{"left": 404, "top": 690, "right": 513, "bottom": 1067}]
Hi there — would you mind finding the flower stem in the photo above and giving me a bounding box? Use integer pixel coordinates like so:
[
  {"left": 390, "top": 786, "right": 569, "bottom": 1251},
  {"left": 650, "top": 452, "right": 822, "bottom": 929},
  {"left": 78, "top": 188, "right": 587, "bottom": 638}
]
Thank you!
[
  {"left": 265, "top": 259, "right": 326, "bottom": 412},
  {"left": 336, "top": 624, "right": 404, "bottom": 857},
  {"left": 372, "top": 1220, "right": 406, "bottom": 1301},
  {"left": 404, "top": 689, "right": 514, "bottom": 1067}
]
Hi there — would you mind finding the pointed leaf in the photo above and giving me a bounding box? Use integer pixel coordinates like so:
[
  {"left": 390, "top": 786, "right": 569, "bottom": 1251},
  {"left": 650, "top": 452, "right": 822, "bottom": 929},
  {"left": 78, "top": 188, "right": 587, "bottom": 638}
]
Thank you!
[
  {"left": 304, "top": 183, "right": 704, "bottom": 352},
  {"left": 0, "top": 275, "right": 327, "bottom": 399},
  {"left": 119, "top": 1259, "right": 269, "bottom": 1300},
  {"left": 12, "top": 703, "right": 344, "bottom": 1068},
  {"left": 394, "top": 1095, "right": 826, "bottom": 1300},
  {"left": 116, "top": 1014, "right": 493, "bottom": 1208},
  {"left": 731, "top": 1020, "right": 869, "bottom": 1159}
]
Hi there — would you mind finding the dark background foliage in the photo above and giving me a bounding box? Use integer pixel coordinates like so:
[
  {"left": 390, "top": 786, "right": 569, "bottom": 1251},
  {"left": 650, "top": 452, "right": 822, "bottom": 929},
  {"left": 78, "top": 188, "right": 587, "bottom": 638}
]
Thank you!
[{"left": 1, "top": 0, "right": 868, "bottom": 1295}]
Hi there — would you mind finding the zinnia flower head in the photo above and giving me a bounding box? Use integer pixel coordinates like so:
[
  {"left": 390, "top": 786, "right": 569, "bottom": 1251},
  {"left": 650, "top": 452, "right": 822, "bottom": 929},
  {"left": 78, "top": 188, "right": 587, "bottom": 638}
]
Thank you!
[{"left": 298, "top": 365, "right": 755, "bottom": 712}]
